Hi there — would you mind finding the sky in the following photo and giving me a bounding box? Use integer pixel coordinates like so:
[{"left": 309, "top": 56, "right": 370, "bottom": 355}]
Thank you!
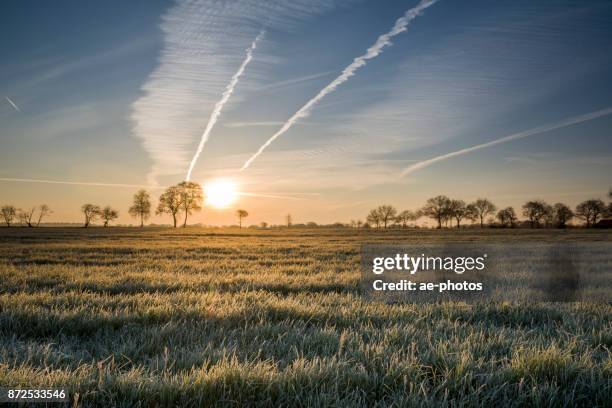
[{"left": 1, "top": 0, "right": 611, "bottom": 226}]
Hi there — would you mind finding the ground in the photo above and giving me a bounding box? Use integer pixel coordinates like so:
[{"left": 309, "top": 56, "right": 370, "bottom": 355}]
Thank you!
[{"left": 0, "top": 227, "right": 610, "bottom": 407}]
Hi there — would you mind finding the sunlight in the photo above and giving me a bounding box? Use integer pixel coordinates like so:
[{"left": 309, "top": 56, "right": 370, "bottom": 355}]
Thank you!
[{"left": 204, "top": 179, "right": 238, "bottom": 208}]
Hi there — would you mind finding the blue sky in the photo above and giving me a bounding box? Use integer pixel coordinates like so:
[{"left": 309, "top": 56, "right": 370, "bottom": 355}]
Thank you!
[{"left": 1, "top": 0, "right": 611, "bottom": 224}]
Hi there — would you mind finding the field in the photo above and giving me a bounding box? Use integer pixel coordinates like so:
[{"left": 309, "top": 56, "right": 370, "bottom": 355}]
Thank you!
[{"left": 0, "top": 227, "right": 610, "bottom": 407}]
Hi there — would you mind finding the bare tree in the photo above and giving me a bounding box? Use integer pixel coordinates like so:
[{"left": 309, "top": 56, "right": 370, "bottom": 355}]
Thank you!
[
  {"left": 157, "top": 186, "right": 182, "bottom": 228},
  {"left": 128, "top": 190, "right": 151, "bottom": 227},
  {"left": 448, "top": 200, "right": 472, "bottom": 228},
  {"left": 17, "top": 210, "right": 29, "bottom": 226},
  {"left": 575, "top": 199, "right": 606, "bottom": 227},
  {"left": 376, "top": 205, "right": 397, "bottom": 228},
  {"left": 395, "top": 210, "right": 416, "bottom": 228},
  {"left": 356, "top": 220, "right": 363, "bottom": 228},
  {"left": 19, "top": 207, "right": 36, "bottom": 227},
  {"left": 36, "top": 204, "right": 52, "bottom": 227},
  {"left": 1, "top": 205, "right": 17, "bottom": 227},
  {"left": 236, "top": 209, "right": 248, "bottom": 228},
  {"left": 286, "top": 214, "right": 292, "bottom": 227},
  {"left": 100, "top": 206, "right": 119, "bottom": 227},
  {"left": 522, "top": 200, "right": 548, "bottom": 228},
  {"left": 471, "top": 198, "right": 496, "bottom": 228},
  {"left": 81, "top": 204, "right": 101, "bottom": 228},
  {"left": 496, "top": 207, "right": 517, "bottom": 228},
  {"left": 177, "top": 181, "right": 203, "bottom": 227},
  {"left": 553, "top": 203, "right": 573, "bottom": 228},
  {"left": 421, "top": 196, "right": 451, "bottom": 229},
  {"left": 366, "top": 209, "right": 381, "bottom": 228}
]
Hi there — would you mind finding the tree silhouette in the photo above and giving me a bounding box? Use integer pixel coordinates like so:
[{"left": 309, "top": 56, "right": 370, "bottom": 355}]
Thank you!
[
  {"left": 421, "top": 196, "right": 451, "bottom": 229},
  {"left": 177, "top": 181, "right": 203, "bottom": 227},
  {"left": 236, "top": 209, "right": 248, "bottom": 228},
  {"left": 366, "top": 209, "right": 381, "bottom": 228},
  {"left": 286, "top": 214, "right": 292, "bottom": 228},
  {"left": 376, "top": 205, "right": 397, "bottom": 228},
  {"left": 496, "top": 207, "right": 517, "bottom": 227},
  {"left": 448, "top": 199, "right": 474, "bottom": 228},
  {"left": 471, "top": 198, "right": 496, "bottom": 228},
  {"left": 19, "top": 207, "right": 36, "bottom": 227},
  {"left": 553, "top": 203, "right": 573, "bottom": 228},
  {"left": 522, "top": 200, "right": 548, "bottom": 228},
  {"left": 395, "top": 210, "right": 416, "bottom": 228},
  {"left": 575, "top": 199, "right": 605, "bottom": 227},
  {"left": 128, "top": 190, "right": 151, "bottom": 227},
  {"left": 260, "top": 221, "right": 268, "bottom": 228},
  {"left": 81, "top": 204, "right": 101, "bottom": 228},
  {"left": 36, "top": 204, "right": 52, "bottom": 227},
  {"left": 101, "top": 206, "right": 119, "bottom": 227},
  {"left": 1, "top": 205, "right": 17, "bottom": 227},
  {"left": 157, "top": 186, "right": 182, "bottom": 228}
]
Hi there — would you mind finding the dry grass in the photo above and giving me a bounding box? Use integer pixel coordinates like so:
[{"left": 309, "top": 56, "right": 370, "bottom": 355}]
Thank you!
[{"left": 0, "top": 227, "right": 610, "bottom": 407}]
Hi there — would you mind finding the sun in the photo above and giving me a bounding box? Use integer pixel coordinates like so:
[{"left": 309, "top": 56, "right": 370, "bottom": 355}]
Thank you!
[{"left": 204, "top": 179, "right": 238, "bottom": 208}]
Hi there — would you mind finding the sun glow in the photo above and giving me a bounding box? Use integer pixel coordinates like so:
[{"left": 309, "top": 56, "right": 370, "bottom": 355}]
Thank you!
[{"left": 205, "top": 179, "right": 238, "bottom": 208}]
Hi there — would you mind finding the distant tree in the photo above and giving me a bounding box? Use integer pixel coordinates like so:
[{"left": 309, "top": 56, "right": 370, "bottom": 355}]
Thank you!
[
  {"left": 349, "top": 220, "right": 357, "bottom": 228},
  {"left": 447, "top": 200, "right": 471, "bottom": 228},
  {"left": 553, "top": 203, "right": 574, "bottom": 228},
  {"left": 17, "top": 210, "right": 28, "bottom": 226},
  {"left": 286, "top": 214, "right": 292, "bottom": 228},
  {"left": 260, "top": 221, "right": 268, "bottom": 228},
  {"left": 376, "top": 205, "right": 397, "bottom": 228},
  {"left": 522, "top": 200, "right": 548, "bottom": 228},
  {"left": 366, "top": 209, "right": 381, "bottom": 228},
  {"left": 128, "top": 190, "right": 151, "bottom": 227},
  {"left": 542, "top": 204, "right": 555, "bottom": 228},
  {"left": 101, "top": 206, "right": 119, "bottom": 227},
  {"left": 575, "top": 199, "right": 606, "bottom": 227},
  {"left": 19, "top": 207, "right": 36, "bottom": 227},
  {"left": 421, "top": 196, "right": 451, "bottom": 229},
  {"left": 36, "top": 204, "right": 52, "bottom": 227},
  {"left": 471, "top": 198, "right": 496, "bottom": 228},
  {"left": 496, "top": 207, "right": 517, "bottom": 228},
  {"left": 1, "top": 205, "right": 17, "bottom": 227},
  {"left": 356, "top": 220, "right": 363, "bottom": 228},
  {"left": 177, "top": 181, "right": 203, "bottom": 227},
  {"left": 395, "top": 210, "right": 416, "bottom": 228},
  {"left": 81, "top": 204, "right": 101, "bottom": 228},
  {"left": 236, "top": 209, "right": 249, "bottom": 228},
  {"left": 156, "top": 186, "right": 182, "bottom": 228}
]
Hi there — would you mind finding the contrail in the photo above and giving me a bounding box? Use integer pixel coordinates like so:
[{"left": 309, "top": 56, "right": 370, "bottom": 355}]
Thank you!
[
  {"left": 5, "top": 96, "right": 21, "bottom": 112},
  {"left": 186, "top": 30, "right": 265, "bottom": 181},
  {"left": 400, "top": 107, "right": 612, "bottom": 177},
  {"left": 0, "top": 177, "right": 163, "bottom": 189},
  {"left": 0, "top": 177, "right": 316, "bottom": 200},
  {"left": 240, "top": 0, "right": 438, "bottom": 171}
]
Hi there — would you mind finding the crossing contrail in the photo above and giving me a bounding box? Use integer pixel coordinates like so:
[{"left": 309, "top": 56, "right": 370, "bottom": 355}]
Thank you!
[
  {"left": 186, "top": 30, "right": 265, "bottom": 181},
  {"left": 5, "top": 96, "right": 21, "bottom": 112},
  {"left": 400, "top": 107, "right": 612, "bottom": 177},
  {"left": 240, "top": 0, "right": 438, "bottom": 171}
]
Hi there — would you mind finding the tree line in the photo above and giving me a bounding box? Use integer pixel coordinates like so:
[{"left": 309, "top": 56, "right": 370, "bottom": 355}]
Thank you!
[
  {"left": 1, "top": 181, "right": 252, "bottom": 228},
  {"left": 2, "top": 187, "right": 611, "bottom": 228},
  {"left": 362, "top": 193, "right": 612, "bottom": 229}
]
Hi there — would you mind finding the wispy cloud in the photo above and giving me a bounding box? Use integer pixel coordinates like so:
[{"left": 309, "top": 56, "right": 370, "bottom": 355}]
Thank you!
[
  {"left": 131, "top": 0, "right": 349, "bottom": 185},
  {"left": 185, "top": 30, "right": 265, "bottom": 181},
  {"left": 5, "top": 96, "right": 20, "bottom": 112},
  {"left": 240, "top": 0, "right": 439, "bottom": 171},
  {"left": 400, "top": 107, "right": 612, "bottom": 177},
  {"left": 0, "top": 177, "right": 160, "bottom": 189}
]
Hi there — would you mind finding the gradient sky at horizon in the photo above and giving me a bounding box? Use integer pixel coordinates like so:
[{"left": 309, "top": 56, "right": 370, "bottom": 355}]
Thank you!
[{"left": 1, "top": 0, "right": 611, "bottom": 226}]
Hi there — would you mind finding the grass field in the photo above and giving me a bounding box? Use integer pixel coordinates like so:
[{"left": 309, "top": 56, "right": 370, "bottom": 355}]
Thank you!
[{"left": 0, "top": 227, "right": 610, "bottom": 407}]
